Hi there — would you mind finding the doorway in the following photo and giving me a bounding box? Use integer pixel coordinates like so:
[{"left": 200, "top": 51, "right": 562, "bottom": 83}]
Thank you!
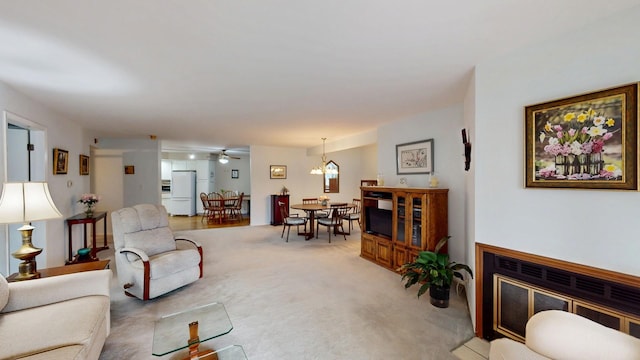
[{"left": 2, "top": 111, "right": 47, "bottom": 275}]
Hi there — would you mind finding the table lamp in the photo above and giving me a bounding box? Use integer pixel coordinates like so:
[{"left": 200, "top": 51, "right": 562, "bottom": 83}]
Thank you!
[{"left": 0, "top": 182, "right": 62, "bottom": 280}]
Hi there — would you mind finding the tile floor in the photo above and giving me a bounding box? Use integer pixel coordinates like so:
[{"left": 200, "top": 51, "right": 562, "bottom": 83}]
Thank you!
[{"left": 452, "top": 337, "right": 490, "bottom": 360}]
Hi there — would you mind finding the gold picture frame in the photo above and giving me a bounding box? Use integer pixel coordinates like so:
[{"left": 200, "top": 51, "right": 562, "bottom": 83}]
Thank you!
[
  {"left": 53, "top": 148, "right": 68, "bottom": 175},
  {"left": 525, "top": 83, "right": 638, "bottom": 190},
  {"left": 270, "top": 165, "right": 286, "bottom": 179},
  {"left": 79, "top": 155, "right": 90, "bottom": 175}
]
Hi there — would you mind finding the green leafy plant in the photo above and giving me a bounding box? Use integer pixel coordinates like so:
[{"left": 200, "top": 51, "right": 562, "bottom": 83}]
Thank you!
[{"left": 398, "top": 236, "right": 473, "bottom": 298}]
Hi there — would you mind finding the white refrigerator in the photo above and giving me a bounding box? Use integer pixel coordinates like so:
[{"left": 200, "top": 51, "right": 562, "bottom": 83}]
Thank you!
[{"left": 171, "top": 170, "right": 197, "bottom": 216}]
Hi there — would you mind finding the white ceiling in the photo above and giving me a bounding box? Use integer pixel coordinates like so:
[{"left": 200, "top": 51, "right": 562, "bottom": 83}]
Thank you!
[{"left": 1, "top": 1, "right": 639, "bottom": 152}]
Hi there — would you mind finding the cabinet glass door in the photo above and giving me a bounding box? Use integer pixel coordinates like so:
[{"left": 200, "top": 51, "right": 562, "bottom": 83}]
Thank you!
[
  {"left": 395, "top": 194, "right": 406, "bottom": 244},
  {"left": 409, "top": 195, "right": 422, "bottom": 247}
]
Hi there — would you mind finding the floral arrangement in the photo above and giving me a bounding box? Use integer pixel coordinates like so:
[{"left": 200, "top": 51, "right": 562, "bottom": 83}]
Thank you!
[
  {"left": 540, "top": 109, "right": 615, "bottom": 156},
  {"left": 538, "top": 108, "right": 621, "bottom": 179},
  {"left": 78, "top": 193, "right": 100, "bottom": 206},
  {"left": 318, "top": 195, "right": 329, "bottom": 201}
]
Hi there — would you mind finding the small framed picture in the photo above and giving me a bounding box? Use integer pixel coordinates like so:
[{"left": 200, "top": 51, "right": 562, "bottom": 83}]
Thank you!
[
  {"left": 79, "top": 155, "right": 90, "bottom": 175},
  {"left": 124, "top": 165, "right": 135, "bottom": 174},
  {"left": 396, "top": 139, "right": 434, "bottom": 175},
  {"left": 53, "top": 148, "right": 69, "bottom": 175},
  {"left": 231, "top": 169, "right": 239, "bottom": 179},
  {"left": 270, "top": 165, "right": 287, "bottom": 179}
]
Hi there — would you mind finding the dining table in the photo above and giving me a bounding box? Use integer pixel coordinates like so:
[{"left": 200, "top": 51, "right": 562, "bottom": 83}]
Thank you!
[{"left": 289, "top": 202, "right": 356, "bottom": 240}]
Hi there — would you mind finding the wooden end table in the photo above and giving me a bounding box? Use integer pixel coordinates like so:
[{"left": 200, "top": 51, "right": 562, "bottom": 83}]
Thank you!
[
  {"left": 7, "top": 259, "right": 110, "bottom": 282},
  {"left": 66, "top": 211, "right": 109, "bottom": 263}
]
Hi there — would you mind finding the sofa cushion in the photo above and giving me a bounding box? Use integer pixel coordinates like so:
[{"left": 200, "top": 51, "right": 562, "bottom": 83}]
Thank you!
[
  {"left": 0, "top": 295, "right": 109, "bottom": 359},
  {"left": 123, "top": 226, "right": 176, "bottom": 261},
  {"left": 0, "top": 274, "right": 8, "bottom": 311}
]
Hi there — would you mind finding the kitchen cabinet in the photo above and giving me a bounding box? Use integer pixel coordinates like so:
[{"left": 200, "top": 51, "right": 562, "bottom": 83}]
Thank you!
[
  {"left": 161, "top": 160, "right": 172, "bottom": 180},
  {"left": 196, "top": 160, "right": 214, "bottom": 179},
  {"left": 172, "top": 160, "right": 187, "bottom": 171}
]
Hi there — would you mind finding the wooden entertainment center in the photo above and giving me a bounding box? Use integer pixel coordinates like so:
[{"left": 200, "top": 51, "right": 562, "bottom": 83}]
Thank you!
[{"left": 360, "top": 186, "right": 448, "bottom": 270}]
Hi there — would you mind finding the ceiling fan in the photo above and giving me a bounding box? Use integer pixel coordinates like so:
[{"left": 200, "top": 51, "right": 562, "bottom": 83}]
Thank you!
[{"left": 218, "top": 149, "right": 241, "bottom": 164}]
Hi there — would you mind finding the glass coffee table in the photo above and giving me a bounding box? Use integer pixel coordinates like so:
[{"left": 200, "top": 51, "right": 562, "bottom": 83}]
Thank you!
[{"left": 152, "top": 302, "right": 246, "bottom": 360}]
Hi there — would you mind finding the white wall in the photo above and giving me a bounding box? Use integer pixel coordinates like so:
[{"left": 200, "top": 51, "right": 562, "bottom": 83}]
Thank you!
[
  {"left": 377, "top": 104, "right": 467, "bottom": 264},
  {"left": 122, "top": 151, "right": 160, "bottom": 207},
  {"left": 92, "top": 138, "right": 161, "bottom": 230},
  {"left": 215, "top": 155, "right": 250, "bottom": 195},
  {"left": 249, "top": 144, "right": 377, "bottom": 225},
  {"left": 474, "top": 6, "right": 640, "bottom": 279}
]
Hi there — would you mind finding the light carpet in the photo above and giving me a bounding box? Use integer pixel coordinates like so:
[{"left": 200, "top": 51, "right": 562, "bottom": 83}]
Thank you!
[{"left": 99, "top": 225, "right": 474, "bottom": 359}]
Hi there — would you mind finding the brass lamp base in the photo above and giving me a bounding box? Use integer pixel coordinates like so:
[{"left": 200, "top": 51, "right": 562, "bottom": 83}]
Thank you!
[{"left": 10, "top": 225, "right": 42, "bottom": 281}]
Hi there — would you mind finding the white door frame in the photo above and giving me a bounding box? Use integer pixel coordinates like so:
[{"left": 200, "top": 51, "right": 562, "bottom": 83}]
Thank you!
[{"left": 2, "top": 111, "right": 48, "bottom": 275}]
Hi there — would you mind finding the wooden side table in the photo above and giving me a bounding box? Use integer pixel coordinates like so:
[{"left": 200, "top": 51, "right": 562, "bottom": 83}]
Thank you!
[
  {"left": 7, "top": 259, "right": 110, "bottom": 282},
  {"left": 66, "top": 211, "right": 109, "bottom": 264}
]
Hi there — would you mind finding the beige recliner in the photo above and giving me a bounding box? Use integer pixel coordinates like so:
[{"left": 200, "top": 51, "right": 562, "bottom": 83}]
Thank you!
[{"left": 111, "top": 204, "right": 203, "bottom": 300}]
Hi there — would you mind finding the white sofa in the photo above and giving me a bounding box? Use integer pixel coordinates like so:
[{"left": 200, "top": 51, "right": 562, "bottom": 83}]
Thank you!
[
  {"left": 0, "top": 269, "right": 111, "bottom": 360},
  {"left": 489, "top": 310, "right": 640, "bottom": 360}
]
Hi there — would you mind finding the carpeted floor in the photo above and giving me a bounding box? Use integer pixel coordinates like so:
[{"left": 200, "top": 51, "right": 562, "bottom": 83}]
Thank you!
[{"left": 99, "top": 225, "right": 474, "bottom": 360}]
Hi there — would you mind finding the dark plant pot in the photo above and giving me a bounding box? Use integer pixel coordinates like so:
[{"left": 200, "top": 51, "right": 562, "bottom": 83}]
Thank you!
[{"left": 429, "top": 284, "right": 451, "bottom": 308}]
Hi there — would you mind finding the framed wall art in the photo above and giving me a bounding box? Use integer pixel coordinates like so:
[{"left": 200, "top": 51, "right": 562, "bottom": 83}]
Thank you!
[
  {"left": 231, "top": 169, "right": 239, "bottom": 179},
  {"left": 396, "top": 138, "right": 434, "bottom": 175},
  {"left": 525, "top": 82, "right": 638, "bottom": 190},
  {"left": 53, "top": 148, "right": 68, "bottom": 175},
  {"left": 79, "top": 155, "right": 90, "bottom": 175},
  {"left": 124, "top": 165, "right": 135, "bottom": 175},
  {"left": 270, "top": 165, "right": 287, "bottom": 179}
]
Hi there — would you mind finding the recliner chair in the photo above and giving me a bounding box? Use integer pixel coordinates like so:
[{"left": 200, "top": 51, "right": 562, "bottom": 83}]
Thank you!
[{"left": 111, "top": 204, "right": 203, "bottom": 300}]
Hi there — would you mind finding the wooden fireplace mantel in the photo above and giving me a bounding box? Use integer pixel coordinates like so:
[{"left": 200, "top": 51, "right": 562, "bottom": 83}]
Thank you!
[{"left": 475, "top": 242, "right": 640, "bottom": 338}]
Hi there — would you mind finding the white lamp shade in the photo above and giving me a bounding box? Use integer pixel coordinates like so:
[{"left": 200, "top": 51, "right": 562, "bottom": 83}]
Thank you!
[{"left": 0, "top": 182, "right": 62, "bottom": 224}]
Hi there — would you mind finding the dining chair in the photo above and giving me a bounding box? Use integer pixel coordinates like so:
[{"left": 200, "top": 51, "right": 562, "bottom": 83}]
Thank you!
[
  {"left": 316, "top": 203, "right": 350, "bottom": 243},
  {"left": 231, "top": 192, "right": 244, "bottom": 220},
  {"left": 207, "top": 192, "right": 226, "bottom": 224},
  {"left": 199, "top": 192, "right": 211, "bottom": 223},
  {"left": 278, "top": 201, "right": 307, "bottom": 242},
  {"left": 302, "top": 198, "right": 328, "bottom": 218},
  {"left": 342, "top": 198, "right": 361, "bottom": 234}
]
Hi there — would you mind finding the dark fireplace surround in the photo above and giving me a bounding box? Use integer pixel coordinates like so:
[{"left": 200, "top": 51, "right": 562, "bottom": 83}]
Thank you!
[{"left": 475, "top": 243, "right": 640, "bottom": 340}]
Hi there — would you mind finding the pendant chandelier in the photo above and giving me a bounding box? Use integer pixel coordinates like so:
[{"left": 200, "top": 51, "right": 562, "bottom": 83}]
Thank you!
[{"left": 310, "top": 138, "right": 338, "bottom": 175}]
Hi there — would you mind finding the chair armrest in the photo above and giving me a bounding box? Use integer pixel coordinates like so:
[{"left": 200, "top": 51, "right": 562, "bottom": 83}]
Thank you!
[
  {"left": 526, "top": 310, "right": 640, "bottom": 360},
  {"left": 176, "top": 237, "right": 204, "bottom": 278},
  {"left": 2, "top": 269, "right": 111, "bottom": 313},
  {"left": 175, "top": 237, "right": 202, "bottom": 248},
  {"left": 120, "top": 247, "right": 150, "bottom": 262}
]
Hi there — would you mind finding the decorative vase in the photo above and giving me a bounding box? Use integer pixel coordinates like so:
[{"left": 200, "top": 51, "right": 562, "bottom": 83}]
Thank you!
[
  {"left": 85, "top": 205, "right": 94, "bottom": 217},
  {"left": 429, "top": 284, "right": 451, "bottom": 308},
  {"left": 555, "top": 152, "right": 603, "bottom": 177},
  {"left": 321, "top": 199, "right": 328, "bottom": 206},
  {"left": 77, "top": 248, "right": 91, "bottom": 262}
]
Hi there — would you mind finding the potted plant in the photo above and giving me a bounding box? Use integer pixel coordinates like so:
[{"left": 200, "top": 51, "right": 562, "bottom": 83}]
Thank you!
[{"left": 398, "top": 236, "right": 473, "bottom": 308}]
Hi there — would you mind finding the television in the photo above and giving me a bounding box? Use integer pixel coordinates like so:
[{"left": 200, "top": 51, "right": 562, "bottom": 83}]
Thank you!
[{"left": 365, "top": 207, "right": 393, "bottom": 238}]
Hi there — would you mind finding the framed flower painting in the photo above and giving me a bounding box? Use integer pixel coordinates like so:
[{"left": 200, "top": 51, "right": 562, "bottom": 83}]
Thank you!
[{"left": 525, "top": 83, "right": 638, "bottom": 190}]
